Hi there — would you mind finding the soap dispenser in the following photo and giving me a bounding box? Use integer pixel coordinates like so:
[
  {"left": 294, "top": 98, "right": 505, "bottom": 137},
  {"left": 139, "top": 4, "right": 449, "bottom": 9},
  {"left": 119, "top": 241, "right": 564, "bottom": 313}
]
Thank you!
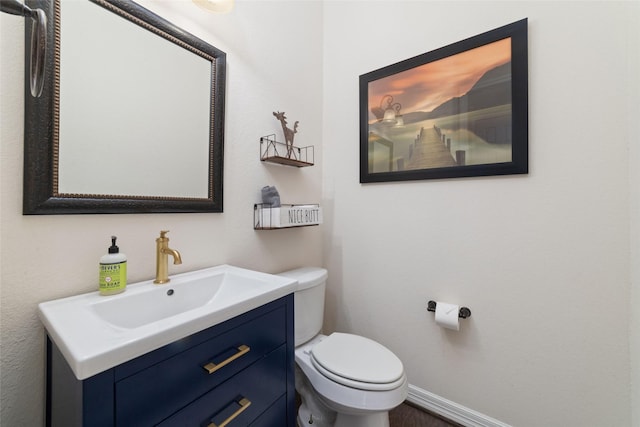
[{"left": 99, "top": 236, "right": 127, "bottom": 296}]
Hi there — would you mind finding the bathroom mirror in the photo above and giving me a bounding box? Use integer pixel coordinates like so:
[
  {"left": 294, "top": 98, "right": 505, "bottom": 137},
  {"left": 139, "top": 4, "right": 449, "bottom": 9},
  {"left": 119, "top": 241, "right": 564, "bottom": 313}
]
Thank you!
[{"left": 23, "top": 0, "right": 226, "bottom": 214}]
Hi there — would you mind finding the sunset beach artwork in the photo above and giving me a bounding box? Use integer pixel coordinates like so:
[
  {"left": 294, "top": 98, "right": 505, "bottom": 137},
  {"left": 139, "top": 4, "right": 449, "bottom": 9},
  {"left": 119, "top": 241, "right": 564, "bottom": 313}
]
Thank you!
[{"left": 359, "top": 19, "right": 528, "bottom": 183}]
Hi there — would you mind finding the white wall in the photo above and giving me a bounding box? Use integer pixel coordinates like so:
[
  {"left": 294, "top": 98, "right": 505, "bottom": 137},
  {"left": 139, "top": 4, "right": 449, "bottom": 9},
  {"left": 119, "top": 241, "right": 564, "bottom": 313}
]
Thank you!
[
  {"left": 322, "top": 1, "right": 638, "bottom": 426},
  {"left": 628, "top": 0, "right": 640, "bottom": 422},
  {"left": 0, "top": 1, "right": 323, "bottom": 425}
]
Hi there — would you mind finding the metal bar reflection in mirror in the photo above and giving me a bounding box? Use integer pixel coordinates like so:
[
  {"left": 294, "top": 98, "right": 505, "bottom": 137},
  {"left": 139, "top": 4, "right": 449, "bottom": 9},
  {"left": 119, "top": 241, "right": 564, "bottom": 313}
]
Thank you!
[{"left": 1, "top": 0, "right": 47, "bottom": 97}]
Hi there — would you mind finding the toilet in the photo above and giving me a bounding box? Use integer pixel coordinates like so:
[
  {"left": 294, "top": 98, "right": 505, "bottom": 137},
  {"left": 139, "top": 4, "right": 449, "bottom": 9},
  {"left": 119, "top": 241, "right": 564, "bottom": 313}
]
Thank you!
[{"left": 278, "top": 267, "right": 408, "bottom": 427}]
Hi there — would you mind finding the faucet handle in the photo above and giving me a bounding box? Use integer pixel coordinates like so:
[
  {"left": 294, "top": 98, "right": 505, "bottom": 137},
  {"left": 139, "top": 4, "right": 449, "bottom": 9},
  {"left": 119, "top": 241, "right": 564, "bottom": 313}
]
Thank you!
[{"left": 159, "top": 230, "right": 169, "bottom": 238}]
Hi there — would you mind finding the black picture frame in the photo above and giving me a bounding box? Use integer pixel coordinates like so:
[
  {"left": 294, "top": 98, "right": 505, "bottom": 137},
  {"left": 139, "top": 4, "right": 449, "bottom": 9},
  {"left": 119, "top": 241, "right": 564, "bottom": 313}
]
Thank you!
[{"left": 359, "top": 19, "right": 528, "bottom": 183}]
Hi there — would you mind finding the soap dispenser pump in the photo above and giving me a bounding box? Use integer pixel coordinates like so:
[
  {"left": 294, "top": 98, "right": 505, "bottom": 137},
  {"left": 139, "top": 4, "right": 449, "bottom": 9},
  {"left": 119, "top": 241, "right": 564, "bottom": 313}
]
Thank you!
[{"left": 99, "top": 236, "right": 127, "bottom": 296}]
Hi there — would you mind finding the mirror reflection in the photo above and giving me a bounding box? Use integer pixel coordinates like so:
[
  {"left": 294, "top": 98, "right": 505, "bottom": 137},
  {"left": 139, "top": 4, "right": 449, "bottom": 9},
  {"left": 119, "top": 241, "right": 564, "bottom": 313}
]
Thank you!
[{"left": 59, "top": 0, "right": 211, "bottom": 198}]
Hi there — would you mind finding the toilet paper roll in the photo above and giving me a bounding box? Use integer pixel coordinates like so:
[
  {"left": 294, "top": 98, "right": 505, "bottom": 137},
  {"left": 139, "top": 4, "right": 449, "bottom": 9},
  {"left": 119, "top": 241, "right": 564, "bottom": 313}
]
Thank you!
[{"left": 435, "top": 302, "right": 460, "bottom": 331}]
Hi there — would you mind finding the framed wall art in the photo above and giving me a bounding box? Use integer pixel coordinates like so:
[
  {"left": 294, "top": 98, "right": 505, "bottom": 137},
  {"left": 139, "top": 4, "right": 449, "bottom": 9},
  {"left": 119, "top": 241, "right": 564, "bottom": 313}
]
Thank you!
[{"left": 359, "top": 19, "right": 528, "bottom": 183}]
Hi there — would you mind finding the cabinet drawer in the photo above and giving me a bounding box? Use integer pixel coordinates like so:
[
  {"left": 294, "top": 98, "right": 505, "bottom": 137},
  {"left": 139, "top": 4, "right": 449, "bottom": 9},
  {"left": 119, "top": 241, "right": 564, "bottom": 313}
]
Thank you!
[
  {"left": 157, "top": 345, "right": 287, "bottom": 427},
  {"left": 115, "top": 306, "right": 286, "bottom": 426},
  {"left": 250, "top": 395, "right": 286, "bottom": 426}
]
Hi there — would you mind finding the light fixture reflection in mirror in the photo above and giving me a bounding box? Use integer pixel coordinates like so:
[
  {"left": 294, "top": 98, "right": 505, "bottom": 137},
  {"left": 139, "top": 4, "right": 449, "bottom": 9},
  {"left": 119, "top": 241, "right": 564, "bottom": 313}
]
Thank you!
[{"left": 192, "top": 0, "right": 234, "bottom": 13}]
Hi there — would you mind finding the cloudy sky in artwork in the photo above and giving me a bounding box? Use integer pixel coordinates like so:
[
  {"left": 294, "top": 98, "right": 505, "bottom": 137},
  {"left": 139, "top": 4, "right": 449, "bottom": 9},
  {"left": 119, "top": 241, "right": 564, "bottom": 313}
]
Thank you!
[{"left": 368, "top": 38, "right": 511, "bottom": 122}]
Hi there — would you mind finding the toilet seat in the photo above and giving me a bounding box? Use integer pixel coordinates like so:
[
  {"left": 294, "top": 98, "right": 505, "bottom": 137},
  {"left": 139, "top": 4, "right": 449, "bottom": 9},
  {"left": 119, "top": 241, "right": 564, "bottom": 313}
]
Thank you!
[{"left": 310, "top": 333, "right": 405, "bottom": 391}]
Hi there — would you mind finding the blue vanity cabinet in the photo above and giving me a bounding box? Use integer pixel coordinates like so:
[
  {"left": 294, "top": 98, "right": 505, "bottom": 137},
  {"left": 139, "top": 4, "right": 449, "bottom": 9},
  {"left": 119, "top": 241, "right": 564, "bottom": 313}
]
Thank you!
[{"left": 45, "top": 295, "right": 295, "bottom": 427}]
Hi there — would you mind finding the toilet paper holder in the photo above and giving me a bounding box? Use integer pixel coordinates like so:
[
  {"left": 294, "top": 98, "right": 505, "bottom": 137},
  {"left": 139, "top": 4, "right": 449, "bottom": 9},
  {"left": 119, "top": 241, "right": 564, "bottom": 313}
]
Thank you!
[{"left": 427, "top": 301, "right": 472, "bottom": 319}]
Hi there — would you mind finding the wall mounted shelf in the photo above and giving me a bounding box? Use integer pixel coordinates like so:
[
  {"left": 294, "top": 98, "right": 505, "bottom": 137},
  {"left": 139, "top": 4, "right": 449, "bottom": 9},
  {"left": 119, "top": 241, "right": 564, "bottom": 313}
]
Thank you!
[
  {"left": 254, "top": 204, "right": 322, "bottom": 230},
  {"left": 260, "top": 135, "right": 314, "bottom": 167}
]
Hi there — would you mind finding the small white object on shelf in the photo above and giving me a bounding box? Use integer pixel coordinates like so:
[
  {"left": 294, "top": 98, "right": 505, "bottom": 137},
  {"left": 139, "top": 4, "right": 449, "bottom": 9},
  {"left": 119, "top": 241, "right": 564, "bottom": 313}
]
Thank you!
[{"left": 254, "top": 204, "right": 322, "bottom": 229}]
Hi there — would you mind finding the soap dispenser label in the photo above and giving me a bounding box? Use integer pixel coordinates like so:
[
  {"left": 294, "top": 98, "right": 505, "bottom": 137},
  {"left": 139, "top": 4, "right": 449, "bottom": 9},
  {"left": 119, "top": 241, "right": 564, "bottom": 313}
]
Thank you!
[{"left": 99, "top": 262, "right": 127, "bottom": 292}]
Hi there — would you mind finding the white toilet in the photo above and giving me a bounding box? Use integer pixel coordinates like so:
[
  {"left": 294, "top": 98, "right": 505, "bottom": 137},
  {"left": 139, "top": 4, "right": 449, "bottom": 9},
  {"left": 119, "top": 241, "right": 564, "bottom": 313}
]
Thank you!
[{"left": 278, "top": 267, "right": 408, "bottom": 427}]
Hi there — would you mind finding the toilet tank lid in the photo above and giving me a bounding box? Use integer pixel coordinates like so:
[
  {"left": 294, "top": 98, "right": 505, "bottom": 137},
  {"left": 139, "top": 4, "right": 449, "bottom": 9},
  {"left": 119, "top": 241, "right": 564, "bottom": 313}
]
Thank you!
[{"left": 278, "top": 267, "right": 327, "bottom": 290}]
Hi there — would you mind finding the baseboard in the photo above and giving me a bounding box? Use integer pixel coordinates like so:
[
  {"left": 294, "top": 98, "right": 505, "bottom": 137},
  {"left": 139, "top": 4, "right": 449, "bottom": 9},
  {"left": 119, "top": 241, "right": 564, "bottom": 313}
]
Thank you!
[{"left": 406, "top": 384, "right": 512, "bottom": 427}]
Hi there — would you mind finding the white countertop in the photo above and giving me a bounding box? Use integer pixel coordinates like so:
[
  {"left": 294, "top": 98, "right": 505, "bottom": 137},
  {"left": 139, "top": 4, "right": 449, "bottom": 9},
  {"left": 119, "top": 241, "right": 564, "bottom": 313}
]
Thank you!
[{"left": 38, "top": 265, "right": 297, "bottom": 380}]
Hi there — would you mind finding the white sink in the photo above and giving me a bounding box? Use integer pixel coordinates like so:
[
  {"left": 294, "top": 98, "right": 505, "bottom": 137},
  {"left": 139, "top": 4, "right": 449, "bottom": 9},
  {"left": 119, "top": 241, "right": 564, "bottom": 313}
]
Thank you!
[{"left": 38, "top": 265, "right": 297, "bottom": 380}]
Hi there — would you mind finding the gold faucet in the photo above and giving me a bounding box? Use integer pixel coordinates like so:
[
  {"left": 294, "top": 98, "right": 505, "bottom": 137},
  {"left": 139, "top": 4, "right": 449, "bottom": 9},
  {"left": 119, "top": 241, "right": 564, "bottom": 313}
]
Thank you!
[{"left": 154, "top": 230, "right": 182, "bottom": 284}]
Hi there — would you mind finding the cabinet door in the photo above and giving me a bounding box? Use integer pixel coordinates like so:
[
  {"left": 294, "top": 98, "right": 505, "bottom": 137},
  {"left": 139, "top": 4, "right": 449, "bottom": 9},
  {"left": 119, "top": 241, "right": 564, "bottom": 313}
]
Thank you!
[{"left": 157, "top": 346, "right": 287, "bottom": 427}]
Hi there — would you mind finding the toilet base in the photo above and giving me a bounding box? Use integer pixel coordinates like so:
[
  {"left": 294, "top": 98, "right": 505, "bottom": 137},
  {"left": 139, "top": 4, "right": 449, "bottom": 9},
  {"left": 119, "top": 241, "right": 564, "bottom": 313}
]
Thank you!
[
  {"left": 297, "top": 401, "right": 390, "bottom": 427},
  {"left": 334, "top": 412, "right": 390, "bottom": 427},
  {"left": 297, "top": 400, "right": 336, "bottom": 427}
]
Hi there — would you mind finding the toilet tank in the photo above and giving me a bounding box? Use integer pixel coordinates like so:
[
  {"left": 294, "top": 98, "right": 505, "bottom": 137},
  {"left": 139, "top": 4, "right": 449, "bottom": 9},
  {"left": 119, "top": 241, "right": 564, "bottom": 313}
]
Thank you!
[{"left": 278, "top": 267, "right": 328, "bottom": 346}]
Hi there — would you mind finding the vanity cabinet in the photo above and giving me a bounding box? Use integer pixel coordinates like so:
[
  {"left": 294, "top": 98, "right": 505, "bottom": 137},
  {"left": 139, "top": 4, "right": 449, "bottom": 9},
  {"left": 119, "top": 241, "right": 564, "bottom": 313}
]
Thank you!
[{"left": 45, "top": 295, "right": 295, "bottom": 427}]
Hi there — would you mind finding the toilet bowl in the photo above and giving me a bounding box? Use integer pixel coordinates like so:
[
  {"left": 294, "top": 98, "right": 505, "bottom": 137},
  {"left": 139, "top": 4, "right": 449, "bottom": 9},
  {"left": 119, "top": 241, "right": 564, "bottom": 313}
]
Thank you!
[{"left": 278, "top": 267, "right": 408, "bottom": 427}]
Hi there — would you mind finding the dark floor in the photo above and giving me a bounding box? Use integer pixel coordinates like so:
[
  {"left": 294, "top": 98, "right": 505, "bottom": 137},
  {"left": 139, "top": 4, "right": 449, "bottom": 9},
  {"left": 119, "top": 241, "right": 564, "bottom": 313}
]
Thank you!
[{"left": 389, "top": 402, "right": 463, "bottom": 427}]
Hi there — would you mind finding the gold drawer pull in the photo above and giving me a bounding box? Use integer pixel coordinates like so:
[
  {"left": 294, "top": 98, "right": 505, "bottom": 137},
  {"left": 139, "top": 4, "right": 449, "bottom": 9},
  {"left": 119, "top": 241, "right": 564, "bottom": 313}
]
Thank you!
[
  {"left": 203, "top": 345, "right": 250, "bottom": 374},
  {"left": 208, "top": 397, "right": 252, "bottom": 427}
]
